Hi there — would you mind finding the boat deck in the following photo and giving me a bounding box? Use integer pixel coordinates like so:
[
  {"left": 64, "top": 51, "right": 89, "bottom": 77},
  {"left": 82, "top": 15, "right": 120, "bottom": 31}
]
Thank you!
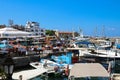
[{"left": 12, "top": 68, "right": 47, "bottom": 80}]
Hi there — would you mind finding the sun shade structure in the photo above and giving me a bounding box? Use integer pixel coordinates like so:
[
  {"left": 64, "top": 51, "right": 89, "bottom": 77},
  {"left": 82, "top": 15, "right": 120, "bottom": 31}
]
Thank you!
[
  {"left": 69, "top": 63, "right": 109, "bottom": 78},
  {"left": 0, "top": 27, "right": 32, "bottom": 38}
]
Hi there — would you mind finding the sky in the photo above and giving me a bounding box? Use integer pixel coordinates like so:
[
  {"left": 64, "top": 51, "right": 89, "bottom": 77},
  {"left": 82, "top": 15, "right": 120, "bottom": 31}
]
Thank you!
[{"left": 0, "top": 0, "right": 120, "bottom": 37}]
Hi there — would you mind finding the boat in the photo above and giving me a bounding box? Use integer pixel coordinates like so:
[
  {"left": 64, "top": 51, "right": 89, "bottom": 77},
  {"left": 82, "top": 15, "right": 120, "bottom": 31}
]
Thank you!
[
  {"left": 12, "top": 68, "right": 47, "bottom": 80},
  {"left": 67, "top": 40, "right": 120, "bottom": 60},
  {"left": 67, "top": 40, "right": 98, "bottom": 61},
  {"left": 30, "top": 59, "right": 61, "bottom": 74},
  {"left": 30, "top": 58, "right": 73, "bottom": 74}
]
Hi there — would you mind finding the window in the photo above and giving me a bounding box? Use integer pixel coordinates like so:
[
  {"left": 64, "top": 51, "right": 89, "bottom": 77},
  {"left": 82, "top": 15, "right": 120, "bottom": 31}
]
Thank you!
[
  {"left": 36, "top": 33, "right": 38, "bottom": 35},
  {"left": 30, "top": 26, "right": 33, "bottom": 28},
  {"left": 41, "top": 29, "right": 44, "bottom": 32},
  {"left": 41, "top": 33, "right": 43, "bottom": 35},
  {"left": 31, "top": 29, "right": 34, "bottom": 32},
  {"left": 36, "top": 30, "right": 38, "bottom": 32}
]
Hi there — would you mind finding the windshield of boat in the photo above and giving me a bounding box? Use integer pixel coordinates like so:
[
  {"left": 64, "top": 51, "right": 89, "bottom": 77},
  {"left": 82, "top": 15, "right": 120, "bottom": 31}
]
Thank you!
[{"left": 76, "top": 43, "right": 95, "bottom": 49}]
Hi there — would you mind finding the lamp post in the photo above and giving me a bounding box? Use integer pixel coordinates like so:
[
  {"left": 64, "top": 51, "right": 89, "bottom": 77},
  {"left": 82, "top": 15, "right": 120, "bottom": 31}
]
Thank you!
[
  {"left": 2, "top": 55, "right": 14, "bottom": 80},
  {"left": 70, "top": 76, "right": 75, "bottom": 80}
]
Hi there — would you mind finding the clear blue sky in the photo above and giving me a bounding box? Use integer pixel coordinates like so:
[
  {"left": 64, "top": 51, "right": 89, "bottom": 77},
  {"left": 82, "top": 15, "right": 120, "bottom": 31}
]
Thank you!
[{"left": 0, "top": 0, "right": 120, "bottom": 37}]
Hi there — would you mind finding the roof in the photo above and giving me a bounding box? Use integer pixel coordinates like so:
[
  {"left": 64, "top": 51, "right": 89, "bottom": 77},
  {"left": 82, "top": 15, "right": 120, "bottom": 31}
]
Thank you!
[
  {"left": 69, "top": 63, "right": 109, "bottom": 78},
  {"left": 0, "top": 27, "right": 32, "bottom": 37}
]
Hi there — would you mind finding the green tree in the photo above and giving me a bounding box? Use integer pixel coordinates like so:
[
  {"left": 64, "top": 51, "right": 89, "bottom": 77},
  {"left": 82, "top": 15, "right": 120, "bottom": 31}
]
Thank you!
[{"left": 45, "top": 30, "right": 55, "bottom": 36}]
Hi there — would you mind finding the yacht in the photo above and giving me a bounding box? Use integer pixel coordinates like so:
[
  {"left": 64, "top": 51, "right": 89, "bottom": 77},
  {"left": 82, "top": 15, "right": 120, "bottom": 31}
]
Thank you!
[{"left": 67, "top": 40, "right": 120, "bottom": 60}]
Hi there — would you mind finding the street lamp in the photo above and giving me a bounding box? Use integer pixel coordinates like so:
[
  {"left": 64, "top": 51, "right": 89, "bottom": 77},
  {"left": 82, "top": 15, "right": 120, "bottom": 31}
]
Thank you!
[
  {"left": 70, "top": 76, "right": 75, "bottom": 80},
  {"left": 2, "top": 55, "right": 14, "bottom": 80}
]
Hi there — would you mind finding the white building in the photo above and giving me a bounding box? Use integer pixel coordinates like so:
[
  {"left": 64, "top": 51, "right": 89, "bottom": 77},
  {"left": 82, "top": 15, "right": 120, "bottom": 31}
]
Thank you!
[
  {"left": 25, "top": 21, "right": 45, "bottom": 37},
  {"left": 0, "top": 27, "right": 32, "bottom": 38}
]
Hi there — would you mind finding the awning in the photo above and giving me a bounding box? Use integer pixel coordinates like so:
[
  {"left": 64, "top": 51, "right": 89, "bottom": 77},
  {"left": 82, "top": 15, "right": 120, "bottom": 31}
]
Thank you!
[{"left": 69, "top": 63, "right": 109, "bottom": 78}]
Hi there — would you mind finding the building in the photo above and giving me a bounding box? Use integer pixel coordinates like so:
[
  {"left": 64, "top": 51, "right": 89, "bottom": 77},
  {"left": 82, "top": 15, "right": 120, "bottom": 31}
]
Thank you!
[
  {"left": 0, "top": 27, "right": 32, "bottom": 38},
  {"left": 55, "top": 31, "right": 74, "bottom": 40},
  {"left": 25, "top": 21, "right": 45, "bottom": 37}
]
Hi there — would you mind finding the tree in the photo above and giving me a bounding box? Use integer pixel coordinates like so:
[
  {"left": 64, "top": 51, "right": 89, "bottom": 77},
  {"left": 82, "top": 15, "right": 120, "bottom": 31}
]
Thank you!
[{"left": 45, "top": 30, "right": 55, "bottom": 36}]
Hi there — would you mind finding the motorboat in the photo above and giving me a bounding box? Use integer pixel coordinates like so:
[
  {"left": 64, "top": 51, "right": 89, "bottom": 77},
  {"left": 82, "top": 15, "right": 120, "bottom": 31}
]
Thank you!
[{"left": 68, "top": 40, "right": 120, "bottom": 60}]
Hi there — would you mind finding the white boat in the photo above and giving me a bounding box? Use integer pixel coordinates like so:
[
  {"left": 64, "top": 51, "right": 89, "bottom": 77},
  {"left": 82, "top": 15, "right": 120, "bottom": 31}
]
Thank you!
[
  {"left": 30, "top": 60, "right": 56, "bottom": 73},
  {"left": 30, "top": 59, "right": 73, "bottom": 73},
  {"left": 85, "top": 47, "right": 120, "bottom": 60},
  {"left": 12, "top": 68, "right": 47, "bottom": 80},
  {"left": 68, "top": 40, "right": 120, "bottom": 60}
]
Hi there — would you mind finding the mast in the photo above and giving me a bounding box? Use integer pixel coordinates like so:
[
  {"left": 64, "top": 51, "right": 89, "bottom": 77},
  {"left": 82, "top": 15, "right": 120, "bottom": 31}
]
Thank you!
[
  {"left": 94, "top": 26, "right": 98, "bottom": 37},
  {"left": 72, "top": 28, "right": 75, "bottom": 39},
  {"left": 8, "top": 19, "right": 13, "bottom": 27},
  {"left": 101, "top": 25, "right": 106, "bottom": 38},
  {"left": 79, "top": 27, "right": 83, "bottom": 38}
]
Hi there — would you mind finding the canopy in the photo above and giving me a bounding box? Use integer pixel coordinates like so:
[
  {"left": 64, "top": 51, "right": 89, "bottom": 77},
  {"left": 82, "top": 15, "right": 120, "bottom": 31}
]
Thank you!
[
  {"left": 69, "top": 63, "right": 109, "bottom": 78},
  {"left": 0, "top": 27, "right": 32, "bottom": 38}
]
